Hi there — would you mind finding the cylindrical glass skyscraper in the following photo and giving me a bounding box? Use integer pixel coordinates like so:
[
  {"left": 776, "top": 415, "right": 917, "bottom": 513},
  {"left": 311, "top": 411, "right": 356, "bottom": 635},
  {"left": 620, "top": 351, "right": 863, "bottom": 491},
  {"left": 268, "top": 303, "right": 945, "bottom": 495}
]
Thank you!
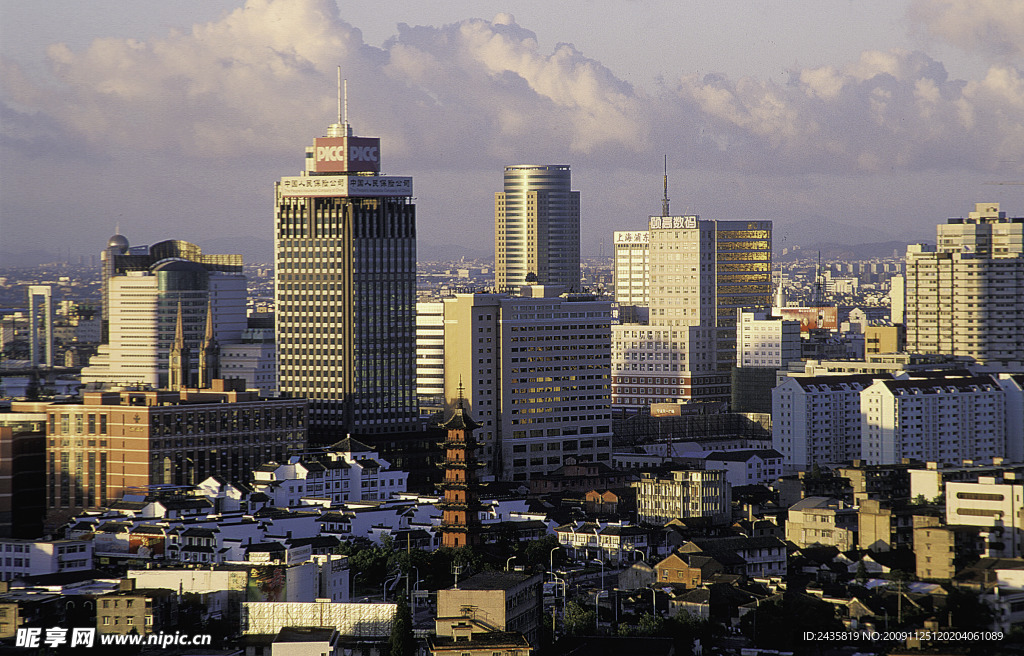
[{"left": 494, "top": 165, "right": 580, "bottom": 291}]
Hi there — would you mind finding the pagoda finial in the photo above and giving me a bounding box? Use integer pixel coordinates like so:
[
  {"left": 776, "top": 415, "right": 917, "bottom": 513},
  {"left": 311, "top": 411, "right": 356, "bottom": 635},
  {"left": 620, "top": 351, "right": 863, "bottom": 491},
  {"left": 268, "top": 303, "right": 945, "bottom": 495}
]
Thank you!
[{"left": 457, "top": 376, "right": 466, "bottom": 409}]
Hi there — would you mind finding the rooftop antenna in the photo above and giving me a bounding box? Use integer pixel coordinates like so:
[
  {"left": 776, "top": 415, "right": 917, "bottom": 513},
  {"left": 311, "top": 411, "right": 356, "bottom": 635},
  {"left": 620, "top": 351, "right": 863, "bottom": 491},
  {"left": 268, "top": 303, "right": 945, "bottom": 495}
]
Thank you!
[
  {"left": 330, "top": 67, "right": 352, "bottom": 138},
  {"left": 337, "top": 66, "right": 343, "bottom": 127},
  {"left": 662, "top": 155, "right": 670, "bottom": 217}
]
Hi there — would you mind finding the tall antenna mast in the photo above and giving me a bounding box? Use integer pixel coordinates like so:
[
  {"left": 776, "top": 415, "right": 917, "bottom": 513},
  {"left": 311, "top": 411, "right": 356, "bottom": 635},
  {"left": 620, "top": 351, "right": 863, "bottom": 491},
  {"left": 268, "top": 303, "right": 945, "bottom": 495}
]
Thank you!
[
  {"left": 662, "top": 155, "right": 670, "bottom": 217},
  {"left": 344, "top": 79, "right": 350, "bottom": 134},
  {"left": 336, "top": 66, "right": 342, "bottom": 126}
]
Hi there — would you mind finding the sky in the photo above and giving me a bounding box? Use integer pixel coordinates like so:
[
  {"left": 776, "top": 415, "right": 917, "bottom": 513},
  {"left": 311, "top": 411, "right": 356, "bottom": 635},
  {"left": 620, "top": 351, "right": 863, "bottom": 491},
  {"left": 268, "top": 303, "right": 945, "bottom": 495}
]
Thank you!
[{"left": 3, "top": 0, "right": 1024, "bottom": 261}]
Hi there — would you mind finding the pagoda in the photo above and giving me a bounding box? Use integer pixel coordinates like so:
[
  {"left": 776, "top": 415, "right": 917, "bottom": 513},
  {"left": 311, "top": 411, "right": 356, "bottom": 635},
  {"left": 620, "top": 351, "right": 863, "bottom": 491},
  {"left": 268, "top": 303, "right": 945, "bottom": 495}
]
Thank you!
[{"left": 438, "top": 389, "right": 484, "bottom": 548}]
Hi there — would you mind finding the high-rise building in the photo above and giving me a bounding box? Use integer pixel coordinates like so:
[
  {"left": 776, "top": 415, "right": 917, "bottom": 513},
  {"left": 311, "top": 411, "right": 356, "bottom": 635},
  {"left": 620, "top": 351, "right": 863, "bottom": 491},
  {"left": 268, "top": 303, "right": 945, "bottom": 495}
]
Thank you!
[
  {"left": 905, "top": 202, "right": 1024, "bottom": 368},
  {"left": 27, "top": 286, "right": 54, "bottom": 369},
  {"left": 415, "top": 301, "right": 445, "bottom": 417},
  {"left": 495, "top": 165, "right": 580, "bottom": 291},
  {"left": 275, "top": 107, "right": 417, "bottom": 440},
  {"left": 82, "top": 238, "right": 246, "bottom": 390},
  {"left": 612, "top": 230, "right": 649, "bottom": 306},
  {"left": 610, "top": 216, "right": 773, "bottom": 409},
  {"left": 441, "top": 288, "right": 613, "bottom": 480}
]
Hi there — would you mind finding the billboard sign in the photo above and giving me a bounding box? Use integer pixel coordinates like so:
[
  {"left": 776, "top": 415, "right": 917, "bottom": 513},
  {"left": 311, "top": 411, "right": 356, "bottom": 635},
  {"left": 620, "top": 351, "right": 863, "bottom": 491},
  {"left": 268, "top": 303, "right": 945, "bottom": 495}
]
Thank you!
[
  {"left": 313, "top": 136, "right": 381, "bottom": 173},
  {"left": 649, "top": 216, "right": 698, "bottom": 230},
  {"left": 778, "top": 306, "right": 838, "bottom": 332},
  {"left": 650, "top": 403, "right": 682, "bottom": 417},
  {"left": 247, "top": 565, "right": 288, "bottom": 602},
  {"left": 128, "top": 534, "right": 165, "bottom": 558},
  {"left": 278, "top": 175, "right": 412, "bottom": 198},
  {"left": 614, "top": 231, "right": 649, "bottom": 245}
]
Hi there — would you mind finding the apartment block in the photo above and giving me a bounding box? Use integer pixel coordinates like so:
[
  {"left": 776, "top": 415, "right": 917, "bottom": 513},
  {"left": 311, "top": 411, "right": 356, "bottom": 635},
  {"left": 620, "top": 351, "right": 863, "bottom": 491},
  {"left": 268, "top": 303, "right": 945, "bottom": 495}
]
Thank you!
[
  {"left": 905, "top": 202, "right": 1024, "bottom": 368},
  {"left": 45, "top": 383, "right": 306, "bottom": 518},
  {"left": 441, "top": 289, "right": 612, "bottom": 480},
  {"left": 860, "top": 376, "right": 1006, "bottom": 465},
  {"left": 632, "top": 469, "right": 730, "bottom": 525}
]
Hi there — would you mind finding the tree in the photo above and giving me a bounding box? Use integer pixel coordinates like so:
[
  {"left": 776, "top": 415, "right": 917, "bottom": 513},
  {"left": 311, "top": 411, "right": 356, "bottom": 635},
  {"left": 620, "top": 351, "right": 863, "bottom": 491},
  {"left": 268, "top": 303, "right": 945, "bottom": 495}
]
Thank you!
[
  {"left": 562, "top": 601, "right": 596, "bottom": 637},
  {"left": 855, "top": 560, "right": 869, "bottom": 585},
  {"left": 389, "top": 594, "right": 414, "bottom": 656},
  {"left": 637, "top": 612, "right": 665, "bottom": 636}
]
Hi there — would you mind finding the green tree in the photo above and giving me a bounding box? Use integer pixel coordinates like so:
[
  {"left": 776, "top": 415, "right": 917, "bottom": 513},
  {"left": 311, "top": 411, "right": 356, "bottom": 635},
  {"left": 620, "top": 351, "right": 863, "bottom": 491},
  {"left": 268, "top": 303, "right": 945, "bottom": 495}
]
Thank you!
[
  {"left": 637, "top": 612, "right": 665, "bottom": 636},
  {"left": 519, "top": 535, "right": 562, "bottom": 571},
  {"left": 855, "top": 560, "right": 869, "bottom": 585},
  {"left": 389, "top": 594, "right": 414, "bottom": 656},
  {"left": 562, "top": 601, "right": 596, "bottom": 637}
]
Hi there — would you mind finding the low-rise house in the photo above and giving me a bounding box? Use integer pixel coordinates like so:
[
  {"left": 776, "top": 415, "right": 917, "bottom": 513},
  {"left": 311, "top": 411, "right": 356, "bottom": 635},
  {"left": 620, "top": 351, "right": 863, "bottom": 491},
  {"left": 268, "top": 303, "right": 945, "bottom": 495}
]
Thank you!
[
  {"left": 632, "top": 469, "right": 731, "bottom": 525},
  {"left": 553, "top": 521, "right": 651, "bottom": 564},
  {"left": 617, "top": 560, "right": 655, "bottom": 591},
  {"left": 428, "top": 627, "right": 532, "bottom": 656},
  {"left": 677, "top": 536, "right": 787, "bottom": 579},
  {"left": 96, "top": 580, "right": 177, "bottom": 636},
  {"left": 703, "top": 450, "right": 784, "bottom": 487},
  {"left": 527, "top": 462, "right": 633, "bottom": 495},
  {"left": 785, "top": 496, "right": 858, "bottom": 551},
  {"left": 913, "top": 516, "right": 985, "bottom": 581},
  {"left": 251, "top": 437, "right": 408, "bottom": 507},
  {"left": 436, "top": 571, "right": 542, "bottom": 648},
  {"left": 653, "top": 552, "right": 723, "bottom": 588}
]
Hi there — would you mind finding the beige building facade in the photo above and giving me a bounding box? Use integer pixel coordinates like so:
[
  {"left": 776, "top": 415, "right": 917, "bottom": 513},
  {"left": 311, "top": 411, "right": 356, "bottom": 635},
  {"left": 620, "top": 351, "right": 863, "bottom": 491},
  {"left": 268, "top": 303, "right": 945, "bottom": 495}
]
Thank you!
[
  {"left": 905, "top": 202, "right": 1024, "bottom": 368},
  {"left": 442, "top": 290, "right": 612, "bottom": 480}
]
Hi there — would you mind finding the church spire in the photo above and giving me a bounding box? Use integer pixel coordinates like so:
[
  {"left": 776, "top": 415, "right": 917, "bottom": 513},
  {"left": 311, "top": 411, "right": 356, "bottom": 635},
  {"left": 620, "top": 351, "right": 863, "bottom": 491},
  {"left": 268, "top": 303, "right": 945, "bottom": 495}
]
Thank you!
[
  {"left": 168, "top": 301, "right": 191, "bottom": 391},
  {"left": 198, "top": 297, "right": 219, "bottom": 389}
]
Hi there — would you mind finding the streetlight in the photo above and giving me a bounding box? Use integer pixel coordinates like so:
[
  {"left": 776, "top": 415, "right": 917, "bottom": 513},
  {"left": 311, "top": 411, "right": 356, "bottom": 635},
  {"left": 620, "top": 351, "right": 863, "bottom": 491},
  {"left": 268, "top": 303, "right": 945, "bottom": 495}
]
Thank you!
[
  {"left": 350, "top": 571, "right": 362, "bottom": 601},
  {"left": 594, "top": 590, "right": 607, "bottom": 634},
  {"left": 550, "top": 575, "right": 567, "bottom": 635},
  {"left": 549, "top": 546, "right": 561, "bottom": 579},
  {"left": 383, "top": 573, "right": 400, "bottom": 603},
  {"left": 591, "top": 559, "right": 605, "bottom": 589},
  {"left": 552, "top": 575, "right": 567, "bottom": 611},
  {"left": 506, "top": 556, "right": 517, "bottom": 571}
]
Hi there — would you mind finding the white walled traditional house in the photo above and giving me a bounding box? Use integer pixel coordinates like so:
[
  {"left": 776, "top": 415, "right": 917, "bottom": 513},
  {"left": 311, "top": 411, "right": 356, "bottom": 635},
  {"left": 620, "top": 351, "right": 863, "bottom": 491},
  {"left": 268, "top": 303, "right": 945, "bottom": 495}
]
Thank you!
[
  {"left": 553, "top": 521, "right": 651, "bottom": 564},
  {"left": 703, "top": 449, "right": 784, "bottom": 487},
  {"left": 251, "top": 437, "right": 408, "bottom": 506}
]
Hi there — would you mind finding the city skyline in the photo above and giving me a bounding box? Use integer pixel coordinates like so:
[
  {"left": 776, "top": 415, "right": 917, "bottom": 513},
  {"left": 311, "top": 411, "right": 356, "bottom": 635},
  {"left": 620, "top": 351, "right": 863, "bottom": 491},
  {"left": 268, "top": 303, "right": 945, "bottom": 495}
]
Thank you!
[{"left": 4, "top": 1, "right": 1024, "bottom": 262}]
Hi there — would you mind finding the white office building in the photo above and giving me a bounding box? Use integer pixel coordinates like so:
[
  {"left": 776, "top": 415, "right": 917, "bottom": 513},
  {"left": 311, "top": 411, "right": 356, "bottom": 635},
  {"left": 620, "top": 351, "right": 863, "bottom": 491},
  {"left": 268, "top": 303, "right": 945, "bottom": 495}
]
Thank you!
[
  {"left": 946, "top": 474, "right": 1024, "bottom": 558},
  {"left": 82, "top": 265, "right": 246, "bottom": 390},
  {"left": 736, "top": 310, "right": 801, "bottom": 368},
  {"left": 415, "top": 301, "right": 445, "bottom": 417},
  {"left": 613, "top": 230, "right": 649, "bottom": 306},
  {"left": 611, "top": 216, "right": 772, "bottom": 409}
]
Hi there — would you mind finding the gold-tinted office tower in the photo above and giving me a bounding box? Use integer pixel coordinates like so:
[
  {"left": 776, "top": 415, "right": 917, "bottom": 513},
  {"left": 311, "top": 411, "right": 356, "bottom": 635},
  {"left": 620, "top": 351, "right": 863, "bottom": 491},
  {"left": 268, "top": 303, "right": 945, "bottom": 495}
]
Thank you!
[{"left": 495, "top": 165, "right": 580, "bottom": 291}]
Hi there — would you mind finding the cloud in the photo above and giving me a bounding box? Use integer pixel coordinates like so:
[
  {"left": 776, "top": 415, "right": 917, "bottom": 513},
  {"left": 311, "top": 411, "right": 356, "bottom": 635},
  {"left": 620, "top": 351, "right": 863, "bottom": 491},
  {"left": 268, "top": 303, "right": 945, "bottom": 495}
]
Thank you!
[
  {"left": 3, "top": 0, "right": 1024, "bottom": 258},
  {"left": 3, "top": 0, "right": 1022, "bottom": 179},
  {"left": 907, "top": 0, "right": 1024, "bottom": 58}
]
